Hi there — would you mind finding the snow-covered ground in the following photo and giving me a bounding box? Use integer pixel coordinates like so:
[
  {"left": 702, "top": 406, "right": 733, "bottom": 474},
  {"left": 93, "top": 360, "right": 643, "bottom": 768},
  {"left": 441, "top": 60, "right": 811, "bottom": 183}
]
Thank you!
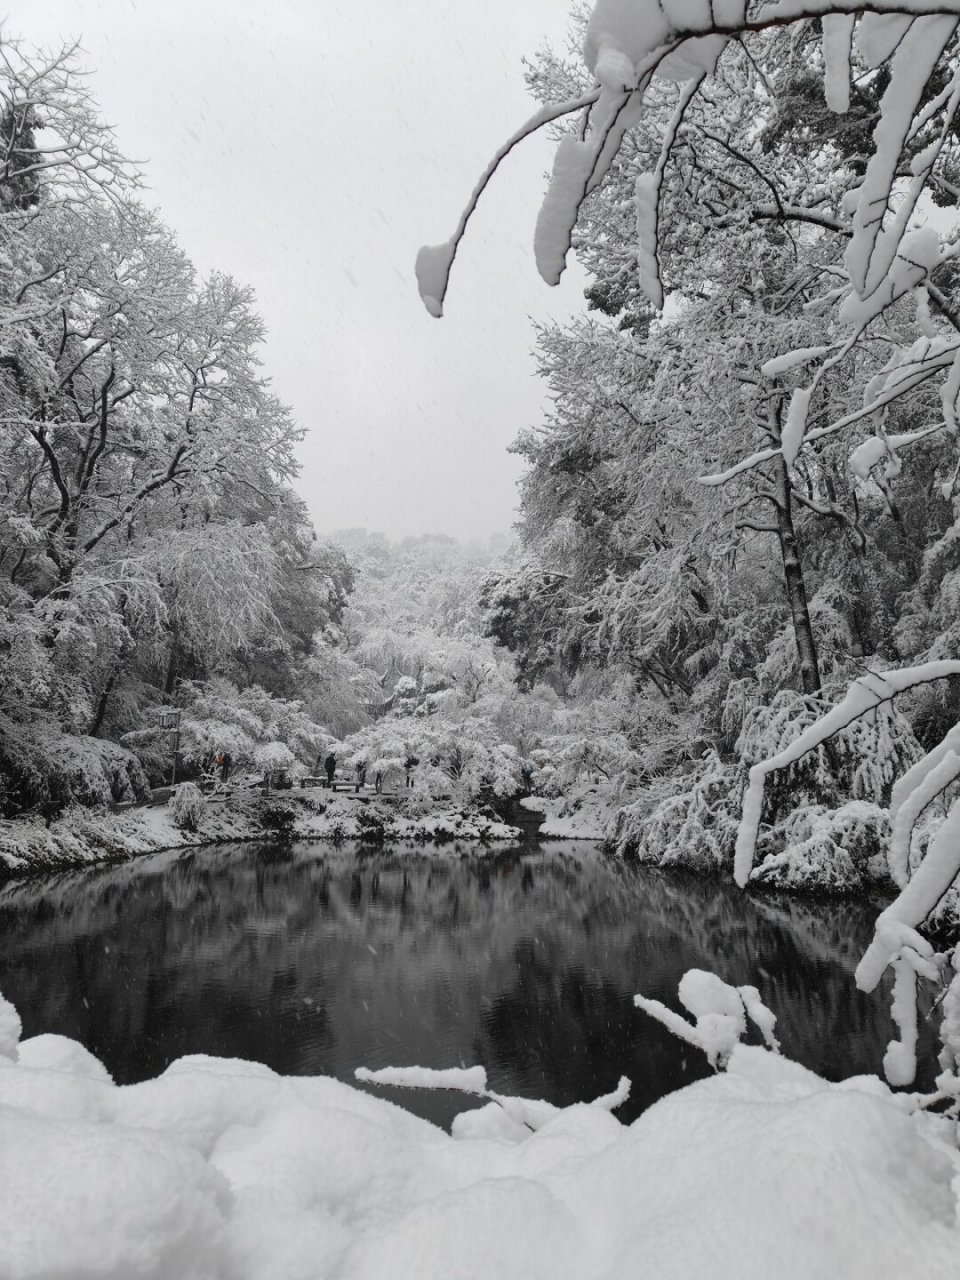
[
  {"left": 0, "top": 792, "right": 520, "bottom": 878},
  {"left": 1, "top": 978, "right": 957, "bottom": 1280}
]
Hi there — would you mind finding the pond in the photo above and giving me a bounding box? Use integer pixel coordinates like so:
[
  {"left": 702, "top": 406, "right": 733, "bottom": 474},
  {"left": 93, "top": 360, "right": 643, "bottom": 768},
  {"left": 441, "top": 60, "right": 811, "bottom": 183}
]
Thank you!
[{"left": 0, "top": 840, "right": 934, "bottom": 1129}]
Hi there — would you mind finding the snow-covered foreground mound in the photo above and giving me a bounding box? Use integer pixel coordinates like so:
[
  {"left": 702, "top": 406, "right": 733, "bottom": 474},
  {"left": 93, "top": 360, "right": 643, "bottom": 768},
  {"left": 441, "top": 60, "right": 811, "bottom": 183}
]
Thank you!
[{"left": 1, "top": 993, "right": 958, "bottom": 1280}]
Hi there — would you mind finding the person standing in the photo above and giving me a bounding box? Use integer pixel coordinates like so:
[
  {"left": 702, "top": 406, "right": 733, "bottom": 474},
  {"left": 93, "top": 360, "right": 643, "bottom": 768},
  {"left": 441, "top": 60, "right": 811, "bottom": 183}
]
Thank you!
[
  {"left": 355, "top": 759, "right": 367, "bottom": 793},
  {"left": 404, "top": 754, "right": 418, "bottom": 788},
  {"left": 324, "top": 752, "right": 336, "bottom": 787}
]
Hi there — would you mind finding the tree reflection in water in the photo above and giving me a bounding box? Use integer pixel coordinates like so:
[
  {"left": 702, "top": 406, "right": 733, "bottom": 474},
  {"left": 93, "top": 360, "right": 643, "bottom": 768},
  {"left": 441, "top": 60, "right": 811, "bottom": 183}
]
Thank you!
[{"left": 0, "top": 841, "right": 935, "bottom": 1128}]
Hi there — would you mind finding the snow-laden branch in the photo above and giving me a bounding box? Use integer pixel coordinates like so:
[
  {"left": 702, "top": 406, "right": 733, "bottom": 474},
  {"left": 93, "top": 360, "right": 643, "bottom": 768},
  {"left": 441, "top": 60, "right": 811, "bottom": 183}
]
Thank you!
[
  {"left": 356, "top": 1062, "right": 630, "bottom": 1130},
  {"left": 698, "top": 446, "right": 780, "bottom": 486},
  {"left": 856, "top": 805, "right": 960, "bottom": 991},
  {"left": 734, "top": 661, "right": 960, "bottom": 888},
  {"left": 635, "top": 73, "right": 705, "bottom": 309},
  {"left": 419, "top": 0, "right": 960, "bottom": 320},
  {"left": 415, "top": 90, "right": 599, "bottom": 318},
  {"left": 635, "top": 969, "right": 780, "bottom": 1069}
]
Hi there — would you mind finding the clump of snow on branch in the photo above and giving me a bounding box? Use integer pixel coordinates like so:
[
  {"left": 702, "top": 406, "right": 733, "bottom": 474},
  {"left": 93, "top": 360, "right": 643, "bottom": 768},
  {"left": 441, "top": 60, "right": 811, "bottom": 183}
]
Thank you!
[
  {"left": 840, "top": 228, "right": 943, "bottom": 327},
  {"left": 882, "top": 949, "right": 939, "bottom": 1086},
  {"left": 848, "top": 428, "right": 939, "bottom": 483},
  {"left": 822, "top": 13, "right": 856, "bottom": 111},
  {"left": 857, "top": 804, "right": 960, "bottom": 992},
  {"left": 356, "top": 1064, "right": 490, "bottom": 1095},
  {"left": 356, "top": 1062, "right": 631, "bottom": 1136},
  {"left": 888, "top": 731, "right": 960, "bottom": 889},
  {"left": 634, "top": 172, "right": 663, "bottom": 308},
  {"left": 730, "top": 662, "right": 960, "bottom": 1087},
  {"left": 0, "top": 992, "right": 22, "bottom": 1062},
  {"left": 417, "top": 0, "right": 958, "bottom": 326},
  {"left": 780, "top": 387, "right": 813, "bottom": 468},
  {"left": 760, "top": 346, "right": 830, "bottom": 379},
  {"left": 845, "top": 19, "right": 957, "bottom": 297},
  {"left": 534, "top": 91, "right": 643, "bottom": 286},
  {"left": 414, "top": 242, "right": 454, "bottom": 319},
  {"left": 635, "top": 968, "right": 780, "bottom": 1069}
]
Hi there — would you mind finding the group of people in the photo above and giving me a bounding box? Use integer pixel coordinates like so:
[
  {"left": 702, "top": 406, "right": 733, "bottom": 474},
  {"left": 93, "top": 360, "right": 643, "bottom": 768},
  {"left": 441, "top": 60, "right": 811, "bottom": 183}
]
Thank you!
[
  {"left": 318, "top": 752, "right": 419, "bottom": 793},
  {"left": 211, "top": 752, "right": 232, "bottom": 784},
  {"left": 203, "top": 749, "right": 425, "bottom": 792}
]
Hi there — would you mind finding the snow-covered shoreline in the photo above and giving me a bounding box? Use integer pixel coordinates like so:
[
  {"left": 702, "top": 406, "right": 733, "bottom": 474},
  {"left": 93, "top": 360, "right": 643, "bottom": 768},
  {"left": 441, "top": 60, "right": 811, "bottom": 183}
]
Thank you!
[{"left": 0, "top": 791, "right": 521, "bottom": 881}]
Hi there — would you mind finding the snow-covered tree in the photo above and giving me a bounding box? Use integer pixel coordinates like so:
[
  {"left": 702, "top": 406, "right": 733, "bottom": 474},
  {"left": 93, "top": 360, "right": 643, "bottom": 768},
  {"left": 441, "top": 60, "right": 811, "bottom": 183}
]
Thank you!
[
  {"left": 425, "top": 0, "right": 960, "bottom": 1091},
  {"left": 0, "top": 43, "right": 355, "bottom": 809}
]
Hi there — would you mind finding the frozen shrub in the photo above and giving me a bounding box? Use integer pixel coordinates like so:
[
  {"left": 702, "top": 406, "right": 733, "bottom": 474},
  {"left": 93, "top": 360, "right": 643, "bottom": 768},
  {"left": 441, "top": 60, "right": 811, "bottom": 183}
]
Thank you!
[
  {"left": 610, "top": 752, "right": 744, "bottom": 871},
  {"left": 169, "top": 782, "right": 206, "bottom": 833},
  {"left": 0, "top": 713, "right": 149, "bottom": 817},
  {"left": 259, "top": 803, "right": 295, "bottom": 840},
  {"left": 737, "top": 689, "right": 919, "bottom": 817},
  {"left": 356, "top": 808, "right": 386, "bottom": 844},
  {"left": 751, "top": 802, "right": 891, "bottom": 893}
]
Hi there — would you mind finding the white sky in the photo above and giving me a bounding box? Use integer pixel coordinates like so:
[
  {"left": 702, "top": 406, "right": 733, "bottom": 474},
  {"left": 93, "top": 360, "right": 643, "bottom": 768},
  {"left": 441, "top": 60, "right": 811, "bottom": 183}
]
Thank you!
[{"left": 9, "top": 0, "right": 588, "bottom": 543}]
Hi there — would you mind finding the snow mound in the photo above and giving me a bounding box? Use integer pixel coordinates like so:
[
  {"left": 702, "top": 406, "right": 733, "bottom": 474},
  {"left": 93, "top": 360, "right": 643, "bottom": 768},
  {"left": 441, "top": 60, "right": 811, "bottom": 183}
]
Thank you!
[
  {"left": 0, "top": 983, "right": 958, "bottom": 1280},
  {"left": 0, "top": 990, "right": 22, "bottom": 1061}
]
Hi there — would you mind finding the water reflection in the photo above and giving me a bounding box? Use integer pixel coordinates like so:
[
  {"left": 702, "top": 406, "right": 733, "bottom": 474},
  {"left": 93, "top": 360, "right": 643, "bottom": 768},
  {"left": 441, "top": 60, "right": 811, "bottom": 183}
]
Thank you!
[{"left": 0, "top": 841, "right": 933, "bottom": 1128}]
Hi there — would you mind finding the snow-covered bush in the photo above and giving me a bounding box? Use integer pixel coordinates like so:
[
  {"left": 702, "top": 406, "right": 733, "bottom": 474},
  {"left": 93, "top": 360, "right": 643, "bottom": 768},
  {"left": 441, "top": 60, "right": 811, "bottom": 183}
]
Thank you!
[
  {"left": 259, "top": 803, "right": 296, "bottom": 840},
  {"left": 168, "top": 782, "right": 206, "bottom": 833},
  {"left": 737, "top": 688, "right": 920, "bottom": 815},
  {"left": 609, "top": 752, "right": 744, "bottom": 870},
  {"left": 0, "top": 713, "right": 149, "bottom": 817},
  {"left": 356, "top": 808, "right": 387, "bottom": 844},
  {"left": 751, "top": 801, "right": 891, "bottom": 893},
  {"left": 253, "top": 741, "right": 297, "bottom": 778},
  {"left": 532, "top": 725, "right": 641, "bottom": 799},
  {"left": 611, "top": 683, "right": 920, "bottom": 887}
]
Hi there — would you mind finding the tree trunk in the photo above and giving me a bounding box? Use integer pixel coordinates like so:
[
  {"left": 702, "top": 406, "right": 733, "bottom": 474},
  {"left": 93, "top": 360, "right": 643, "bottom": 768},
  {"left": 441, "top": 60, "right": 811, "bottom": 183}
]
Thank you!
[
  {"left": 88, "top": 669, "right": 117, "bottom": 737},
  {"left": 163, "top": 636, "right": 180, "bottom": 698},
  {"left": 773, "top": 453, "right": 822, "bottom": 695}
]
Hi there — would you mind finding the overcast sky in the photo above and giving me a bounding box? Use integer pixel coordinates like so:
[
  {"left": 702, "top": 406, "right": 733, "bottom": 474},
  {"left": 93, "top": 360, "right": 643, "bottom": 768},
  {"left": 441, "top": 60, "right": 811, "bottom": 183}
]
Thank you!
[{"left": 10, "top": 0, "right": 588, "bottom": 544}]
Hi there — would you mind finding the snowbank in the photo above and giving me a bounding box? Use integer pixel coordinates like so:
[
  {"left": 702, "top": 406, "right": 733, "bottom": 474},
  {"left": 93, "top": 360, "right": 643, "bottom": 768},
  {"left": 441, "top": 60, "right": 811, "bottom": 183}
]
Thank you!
[
  {"left": 0, "top": 793, "right": 519, "bottom": 879},
  {"left": 522, "top": 785, "right": 619, "bottom": 839},
  {"left": 0, "top": 985, "right": 957, "bottom": 1280}
]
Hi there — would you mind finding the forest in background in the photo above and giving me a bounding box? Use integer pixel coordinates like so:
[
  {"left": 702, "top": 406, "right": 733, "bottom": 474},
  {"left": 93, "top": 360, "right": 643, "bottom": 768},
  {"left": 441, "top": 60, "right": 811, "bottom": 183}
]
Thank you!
[{"left": 2, "top": 24, "right": 960, "bottom": 902}]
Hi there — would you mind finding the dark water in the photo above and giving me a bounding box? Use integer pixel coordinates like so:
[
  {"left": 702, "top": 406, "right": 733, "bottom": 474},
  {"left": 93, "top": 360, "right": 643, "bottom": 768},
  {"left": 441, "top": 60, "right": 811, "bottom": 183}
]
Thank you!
[{"left": 0, "top": 840, "right": 935, "bottom": 1129}]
